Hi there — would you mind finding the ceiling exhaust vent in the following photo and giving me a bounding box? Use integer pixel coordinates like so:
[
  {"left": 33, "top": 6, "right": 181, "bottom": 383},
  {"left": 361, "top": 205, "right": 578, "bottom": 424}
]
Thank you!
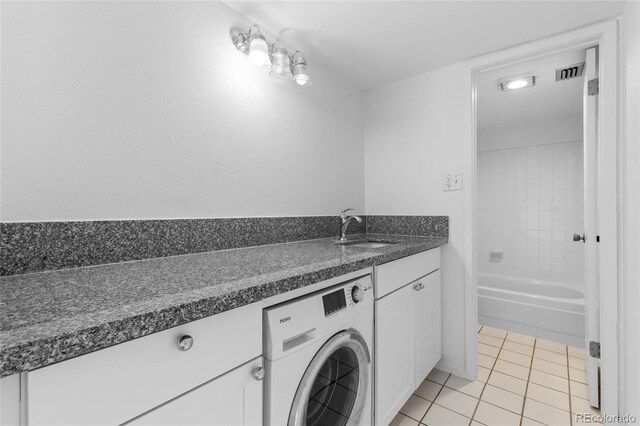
[{"left": 556, "top": 63, "right": 585, "bottom": 81}]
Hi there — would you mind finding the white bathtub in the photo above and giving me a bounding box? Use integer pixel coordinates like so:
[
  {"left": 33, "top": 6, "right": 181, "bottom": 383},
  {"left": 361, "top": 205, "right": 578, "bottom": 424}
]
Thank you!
[{"left": 478, "top": 273, "right": 585, "bottom": 347}]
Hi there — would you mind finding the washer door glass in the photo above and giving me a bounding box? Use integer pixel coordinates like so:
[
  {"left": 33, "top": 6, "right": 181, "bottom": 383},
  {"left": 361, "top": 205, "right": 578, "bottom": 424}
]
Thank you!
[{"left": 289, "top": 330, "right": 371, "bottom": 426}]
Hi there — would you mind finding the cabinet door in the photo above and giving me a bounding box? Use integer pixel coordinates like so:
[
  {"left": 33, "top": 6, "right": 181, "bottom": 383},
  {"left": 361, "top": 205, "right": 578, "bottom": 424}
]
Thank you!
[
  {"left": 374, "top": 283, "right": 415, "bottom": 426},
  {"left": 126, "top": 357, "right": 263, "bottom": 426},
  {"left": 414, "top": 270, "right": 442, "bottom": 387}
]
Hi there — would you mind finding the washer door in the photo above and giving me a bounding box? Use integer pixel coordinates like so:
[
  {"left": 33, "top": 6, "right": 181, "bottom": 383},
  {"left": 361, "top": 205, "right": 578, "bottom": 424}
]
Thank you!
[{"left": 288, "top": 330, "right": 371, "bottom": 426}]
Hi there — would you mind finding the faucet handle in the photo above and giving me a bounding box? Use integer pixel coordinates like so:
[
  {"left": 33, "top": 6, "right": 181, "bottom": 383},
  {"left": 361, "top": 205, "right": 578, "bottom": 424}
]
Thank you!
[{"left": 340, "top": 208, "right": 354, "bottom": 216}]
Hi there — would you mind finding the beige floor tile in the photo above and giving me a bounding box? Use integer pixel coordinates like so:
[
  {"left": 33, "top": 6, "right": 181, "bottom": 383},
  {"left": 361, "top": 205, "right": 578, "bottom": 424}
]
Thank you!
[
  {"left": 569, "top": 356, "right": 586, "bottom": 371},
  {"left": 487, "top": 371, "right": 527, "bottom": 395},
  {"left": 529, "top": 369, "right": 569, "bottom": 393},
  {"left": 499, "top": 349, "right": 532, "bottom": 367},
  {"left": 493, "top": 359, "right": 530, "bottom": 381},
  {"left": 471, "top": 421, "right": 485, "bottom": 426},
  {"left": 570, "top": 380, "right": 589, "bottom": 400},
  {"left": 415, "top": 379, "right": 443, "bottom": 401},
  {"left": 480, "top": 326, "right": 508, "bottom": 339},
  {"left": 535, "top": 339, "right": 567, "bottom": 354},
  {"left": 524, "top": 398, "right": 571, "bottom": 425},
  {"left": 503, "top": 340, "right": 534, "bottom": 356},
  {"left": 478, "top": 343, "right": 500, "bottom": 357},
  {"left": 569, "top": 367, "right": 588, "bottom": 384},
  {"left": 477, "top": 366, "right": 491, "bottom": 383},
  {"left": 506, "top": 332, "right": 535, "bottom": 346},
  {"left": 473, "top": 401, "right": 521, "bottom": 426},
  {"left": 534, "top": 348, "right": 567, "bottom": 366},
  {"left": 570, "top": 395, "right": 600, "bottom": 415},
  {"left": 526, "top": 383, "right": 570, "bottom": 411},
  {"left": 521, "top": 417, "right": 545, "bottom": 425},
  {"left": 434, "top": 387, "right": 478, "bottom": 418},
  {"left": 479, "top": 333, "right": 504, "bottom": 348},
  {"left": 422, "top": 403, "right": 471, "bottom": 426},
  {"left": 390, "top": 412, "right": 420, "bottom": 426},
  {"left": 531, "top": 358, "right": 569, "bottom": 378},
  {"left": 401, "top": 394, "right": 432, "bottom": 421},
  {"left": 568, "top": 345, "right": 586, "bottom": 359},
  {"left": 478, "top": 353, "right": 496, "bottom": 369},
  {"left": 481, "top": 384, "right": 524, "bottom": 414},
  {"left": 427, "top": 368, "right": 451, "bottom": 385},
  {"left": 445, "top": 375, "right": 485, "bottom": 398}
]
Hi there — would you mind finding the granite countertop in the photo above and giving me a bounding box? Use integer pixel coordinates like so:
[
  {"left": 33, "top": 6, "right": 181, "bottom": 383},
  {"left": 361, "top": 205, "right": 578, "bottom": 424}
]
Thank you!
[{"left": 0, "top": 233, "right": 446, "bottom": 378}]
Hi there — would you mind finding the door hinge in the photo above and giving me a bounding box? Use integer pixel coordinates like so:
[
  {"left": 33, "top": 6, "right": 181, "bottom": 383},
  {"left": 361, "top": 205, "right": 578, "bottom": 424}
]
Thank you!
[
  {"left": 589, "top": 341, "right": 601, "bottom": 358},
  {"left": 588, "top": 78, "right": 599, "bottom": 95}
]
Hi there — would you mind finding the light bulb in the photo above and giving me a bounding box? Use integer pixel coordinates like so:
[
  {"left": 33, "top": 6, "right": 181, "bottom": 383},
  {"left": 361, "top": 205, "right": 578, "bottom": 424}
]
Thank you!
[
  {"left": 291, "top": 54, "right": 312, "bottom": 87},
  {"left": 506, "top": 79, "right": 528, "bottom": 90},
  {"left": 249, "top": 37, "right": 270, "bottom": 67}
]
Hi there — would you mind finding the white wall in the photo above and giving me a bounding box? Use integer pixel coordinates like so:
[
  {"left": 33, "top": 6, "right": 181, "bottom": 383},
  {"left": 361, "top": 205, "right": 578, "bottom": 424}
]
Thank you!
[
  {"left": 478, "top": 142, "right": 584, "bottom": 286},
  {"left": 619, "top": 0, "right": 640, "bottom": 416},
  {"left": 364, "top": 63, "right": 469, "bottom": 376},
  {"left": 477, "top": 114, "right": 582, "bottom": 152},
  {"left": 0, "top": 1, "right": 364, "bottom": 222}
]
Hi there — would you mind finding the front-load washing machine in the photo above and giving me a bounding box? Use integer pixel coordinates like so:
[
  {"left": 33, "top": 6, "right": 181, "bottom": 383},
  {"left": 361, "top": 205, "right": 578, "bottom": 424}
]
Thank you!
[{"left": 264, "top": 275, "right": 373, "bottom": 426}]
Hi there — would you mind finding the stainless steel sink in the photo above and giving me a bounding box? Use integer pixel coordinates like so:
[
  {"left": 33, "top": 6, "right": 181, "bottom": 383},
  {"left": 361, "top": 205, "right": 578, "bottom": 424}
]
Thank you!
[
  {"left": 334, "top": 238, "right": 400, "bottom": 249},
  {"left": 349, "top": 242, "right": 394, "bottom": 249}
]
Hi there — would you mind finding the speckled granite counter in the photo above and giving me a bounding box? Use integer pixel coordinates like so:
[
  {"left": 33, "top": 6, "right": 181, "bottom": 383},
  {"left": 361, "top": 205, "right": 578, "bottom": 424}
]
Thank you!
[{"left": 0, "top": 233, "right": 446, "bottom": 378}]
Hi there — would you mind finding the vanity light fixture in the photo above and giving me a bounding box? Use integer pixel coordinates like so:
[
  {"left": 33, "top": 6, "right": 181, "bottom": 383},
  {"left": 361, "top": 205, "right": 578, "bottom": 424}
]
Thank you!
[
  {"left": 498, "top": 74, "right": 537, "bottom": 92},
  {"left": 230, "top": 25, "right": 311, "bottom": 87}
]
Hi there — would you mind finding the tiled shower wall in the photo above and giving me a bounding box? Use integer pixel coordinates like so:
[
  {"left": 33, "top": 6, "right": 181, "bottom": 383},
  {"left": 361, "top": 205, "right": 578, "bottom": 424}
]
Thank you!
[{"left": 477, "top": 142, "right": 584, "bottom": 285}]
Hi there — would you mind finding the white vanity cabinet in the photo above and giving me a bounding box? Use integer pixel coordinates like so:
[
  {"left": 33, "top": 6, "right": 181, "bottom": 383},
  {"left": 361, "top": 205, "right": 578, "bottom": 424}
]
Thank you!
[
  {"left": 19, "top": 303, "right": 263, "bottom": 426},
  {"left": 374, "top": 248, "right": 442, "bottom": 426}
]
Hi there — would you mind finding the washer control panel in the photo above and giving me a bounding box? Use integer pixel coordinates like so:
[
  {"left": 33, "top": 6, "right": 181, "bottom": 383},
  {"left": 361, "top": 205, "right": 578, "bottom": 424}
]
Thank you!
[
  {"left": 264, "top": 275, "right": 372, "bottom": 360},
  {"left": 322, "top": 288, "right": 347, "bottom": 316}
]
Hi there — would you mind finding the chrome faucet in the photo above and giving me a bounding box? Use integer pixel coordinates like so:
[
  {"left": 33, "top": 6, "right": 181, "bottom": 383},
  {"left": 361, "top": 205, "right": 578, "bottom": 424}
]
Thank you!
[{"left": 340, "top": 208, "right": 363, "bottom": 242}]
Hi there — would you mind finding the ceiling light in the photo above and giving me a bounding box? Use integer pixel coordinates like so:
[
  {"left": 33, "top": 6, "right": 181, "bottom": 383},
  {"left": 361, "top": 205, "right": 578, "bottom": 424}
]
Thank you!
[
  {"left": 230, "top": 25, "right": 311, "bottom": 88},
  {"left": 270, "top": 40, "right": 292, "bottom": 79},
  {"left": 498, "top": 75, "right": 537, "bottom": 92},
  {"left": 291, "top": 52, "right": 312, "bottom": 87}
]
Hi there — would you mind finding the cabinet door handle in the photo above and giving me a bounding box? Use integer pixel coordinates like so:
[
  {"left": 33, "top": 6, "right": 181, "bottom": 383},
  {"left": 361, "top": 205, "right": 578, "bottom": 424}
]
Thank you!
[
  {"left": 177, "top": 335, "right": 194, "bottom": 352},
  {"left": 414, "top": 283, "right": 423, "bottom": 291},
  {"left": 252, "top": 366, "right": 265, "bottom": 381}
]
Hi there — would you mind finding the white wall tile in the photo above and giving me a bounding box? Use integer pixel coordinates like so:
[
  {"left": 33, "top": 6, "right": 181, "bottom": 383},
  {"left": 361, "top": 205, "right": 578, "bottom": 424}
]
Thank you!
[{"left": 478, "top": 141, "right": 585, "bottom": 285}]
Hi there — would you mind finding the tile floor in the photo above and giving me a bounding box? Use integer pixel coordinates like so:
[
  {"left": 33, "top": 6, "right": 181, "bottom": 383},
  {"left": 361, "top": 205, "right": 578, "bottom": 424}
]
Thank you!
[{"left": 391, "top": 326, "right": 600, "bottom": 426}]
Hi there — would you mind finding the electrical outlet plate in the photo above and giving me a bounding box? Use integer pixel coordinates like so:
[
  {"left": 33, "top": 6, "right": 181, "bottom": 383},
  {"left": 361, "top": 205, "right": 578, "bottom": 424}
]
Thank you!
[{"left": 443, "top": 173, "right": 462, "bottom": 191}]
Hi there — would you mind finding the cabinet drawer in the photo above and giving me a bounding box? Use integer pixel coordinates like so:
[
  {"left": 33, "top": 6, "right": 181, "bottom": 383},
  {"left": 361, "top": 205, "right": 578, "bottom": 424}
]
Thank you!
[
  {"left": 375, "top": 248, "right": 440, "bottom": 298},
  {"left": 27, "top": 303, "right": 261, "bottom": 426}
]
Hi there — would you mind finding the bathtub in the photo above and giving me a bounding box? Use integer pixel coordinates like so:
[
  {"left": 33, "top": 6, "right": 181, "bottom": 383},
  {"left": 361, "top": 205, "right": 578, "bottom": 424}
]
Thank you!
[{"left": 478, "top": 273, "right": 585, "bottom": 347}]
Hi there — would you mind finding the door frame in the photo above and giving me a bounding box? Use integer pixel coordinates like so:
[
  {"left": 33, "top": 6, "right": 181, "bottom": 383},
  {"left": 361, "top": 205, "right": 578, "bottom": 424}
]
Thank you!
[{"left": 462, "top": 20, "right": 619, "bottom": 413}]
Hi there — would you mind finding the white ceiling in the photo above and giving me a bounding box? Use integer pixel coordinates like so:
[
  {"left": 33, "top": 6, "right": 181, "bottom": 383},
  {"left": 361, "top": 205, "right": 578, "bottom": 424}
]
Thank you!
[
  {"left": 477, "top": 48, "right": 586, "bottom": 130},
  {"left": 225, "top": 1, "right": 625, "bottom": 90}
]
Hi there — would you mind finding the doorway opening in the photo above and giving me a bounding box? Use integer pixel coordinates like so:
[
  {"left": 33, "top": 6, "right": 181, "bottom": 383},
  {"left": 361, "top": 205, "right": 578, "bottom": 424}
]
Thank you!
[{"left": 469, "top": 33, "right": 617, "bottom": 423}]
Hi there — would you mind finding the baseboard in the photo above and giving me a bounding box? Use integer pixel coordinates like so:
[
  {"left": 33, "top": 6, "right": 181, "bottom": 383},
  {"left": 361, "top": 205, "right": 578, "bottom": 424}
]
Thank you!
[{"left": 435, "top": 360, "right": 472, "bottom": 381}]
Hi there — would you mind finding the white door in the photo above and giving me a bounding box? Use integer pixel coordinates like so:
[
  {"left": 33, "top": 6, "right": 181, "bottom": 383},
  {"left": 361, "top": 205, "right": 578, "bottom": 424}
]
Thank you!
[
  {"left": 414, "top": 270, "right": 442, "bottom": 387},
  {"left": 582, "top": 46, "right": 600, "bottom": 408},
  {"left": 125, "top": 358, "right": 263, "bottom": 426},
  {"left": 374, "top": 283, "right": 415, "bottom": 426}
]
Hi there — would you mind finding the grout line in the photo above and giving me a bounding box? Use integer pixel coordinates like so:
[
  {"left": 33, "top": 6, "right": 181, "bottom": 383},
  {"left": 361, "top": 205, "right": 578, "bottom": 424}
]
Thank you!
[
  {"left": 518, "top": 336, "right": 537, "bottom": 426},
  {"left": 567, "top": 345, "right": 574, "bottom": 426},
  {"left": 419, "top": 376, "right": 451, "bottom": 424},
  {"left": 469, "top": 333, "right": 508, "bottom": 424}
]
